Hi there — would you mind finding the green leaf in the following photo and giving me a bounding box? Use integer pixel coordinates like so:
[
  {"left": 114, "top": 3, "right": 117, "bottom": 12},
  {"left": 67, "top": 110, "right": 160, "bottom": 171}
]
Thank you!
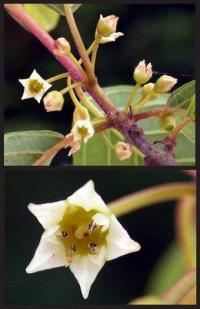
[
  {"left": 46, "top": 4, "right": 82, "bottom": 16},
  {"left": 4, "top": 130, "right": 64, "bottom": 166},
  {"left": 73, "top": 85, "right": 195, "bottom": 166},
  {"left": 167, "top": 80, "right": 195, "bottom": 110},
  {"left": 145, "top": 242, "right": 186, "bottom": 295},
  {"left": 24, "top": 4, "right": 60, "bottom": 32}
]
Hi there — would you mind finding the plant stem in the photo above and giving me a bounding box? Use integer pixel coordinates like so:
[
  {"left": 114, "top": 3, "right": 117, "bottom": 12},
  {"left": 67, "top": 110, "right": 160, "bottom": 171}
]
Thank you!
[
  {"left": 60, "top": 81, "right": 82, "bottom": 95},
  {"left": 125, "top": 83, "right": 140, "bottom": 111},
  {"left": 91, "top": 35, "right": 101, "bottom": 70},
  {"left": 46, "top": 72, "right": 68, "bottom": 83},
  {"left": 162, "top": 268, "right": 196, "bottom": 304},
  {"left": 170, "top": 116, "right": 195, "bottom": 139},
  {"left": 133, "top": 107, "right": 184, "bottom": 122},
  {"left": 64, "top": 4, "right": 95, "bottom": 83},
  {"left": 32, "top": 134, "right": 74, "bottom": 166},
  {"left": 175, "top": 196, "right": 196, "bottom": 270},
  {"left": 108, "top": 182, "right": 196, "bottom": 217}
]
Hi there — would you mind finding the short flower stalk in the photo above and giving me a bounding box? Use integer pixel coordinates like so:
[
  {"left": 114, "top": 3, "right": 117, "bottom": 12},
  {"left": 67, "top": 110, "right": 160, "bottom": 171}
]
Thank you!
[{"left": 26, "top": 181, "right": 141, "bottom": 299}]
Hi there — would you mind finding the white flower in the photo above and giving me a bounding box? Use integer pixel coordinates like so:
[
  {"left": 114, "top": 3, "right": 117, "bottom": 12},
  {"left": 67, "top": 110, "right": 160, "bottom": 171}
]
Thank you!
[
  {"left": 26, "top": 181, "right": 141, "bottom": 299},
  {"left": 100, "top": 32, "right": 124, "bottom": 44},
  {"left": 19, "top": 70, "right": 52, "bottom": 103},
  {"left": 71, "top": 119, "right": 94, "bottom": 143}
]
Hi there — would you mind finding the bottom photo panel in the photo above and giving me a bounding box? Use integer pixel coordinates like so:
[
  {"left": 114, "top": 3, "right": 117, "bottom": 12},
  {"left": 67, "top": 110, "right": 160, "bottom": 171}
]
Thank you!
[{"left": 5, "top": 169, "right": 196, "bottom": 305}]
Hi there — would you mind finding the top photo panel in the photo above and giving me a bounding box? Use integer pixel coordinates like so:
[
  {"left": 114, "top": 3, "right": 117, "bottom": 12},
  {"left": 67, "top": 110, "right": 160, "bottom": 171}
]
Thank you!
[{"left": 4, "top": 4, "right": 195, "bottom": 166}]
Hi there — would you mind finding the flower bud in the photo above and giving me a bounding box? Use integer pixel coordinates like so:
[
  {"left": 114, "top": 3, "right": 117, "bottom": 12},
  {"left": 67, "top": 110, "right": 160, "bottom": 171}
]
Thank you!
[
  {"left": 96, "top": 14, "right": 119, "bottom": 37},
  {"left": 73, "top": 103, "right": 90, "bottom": 122},
  {"left": 159, "top": 116, "right": 177, "bottom": 132},
  {"left": 142, "top": 83, "right": 159, "bottom": 100},
  {"left": 53, "top": 38, "right": 71, "bottom": 57},
  {"left": 154, "top": 75, "right": 177, "bottom": 93},
  {"left": 133, "top": 60, "right": 153, "bottom": 85},
  {"left": 43, "top": 91, "right": 64, "bottom": 112},
  {"left": 115, "top": 142, "right": 132, "bottom": 161}
]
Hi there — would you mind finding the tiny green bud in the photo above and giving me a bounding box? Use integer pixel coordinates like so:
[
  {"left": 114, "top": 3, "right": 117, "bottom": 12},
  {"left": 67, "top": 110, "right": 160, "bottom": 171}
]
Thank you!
[
  {"left": 96, "top": 14, "right": 119, "bottom": 37},
  {"left": 159, "top": 116, "right": 177, "bottom": 132},
  {"left": 155, "top": 75, "right": 177, "bottom": 93},
  {"left": 43, "top": 90, "right": 64, "bottom": 112},
  {"left": 142, "top": 83, "right": 159, "bottom": 100}
]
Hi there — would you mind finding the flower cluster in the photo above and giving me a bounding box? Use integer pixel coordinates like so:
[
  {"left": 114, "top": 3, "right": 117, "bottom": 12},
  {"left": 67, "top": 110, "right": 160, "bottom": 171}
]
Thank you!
[{"left": 26, "top": 181, "right": 141, "bottom": 299}]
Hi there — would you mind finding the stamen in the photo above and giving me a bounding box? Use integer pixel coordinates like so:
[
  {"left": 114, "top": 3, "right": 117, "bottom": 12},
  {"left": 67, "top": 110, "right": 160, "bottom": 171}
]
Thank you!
[
  {"left": 71, "top": 244, "right": 76, "bottom": 252},
  {"left": 88, "top": 242, "right": 97, "bottom": 252},
  {"left": 60, "top": 231, "right": 68, "bottom": 238},
  {"left": 88, "top": 221, "right": 97, "bottom": 233}
]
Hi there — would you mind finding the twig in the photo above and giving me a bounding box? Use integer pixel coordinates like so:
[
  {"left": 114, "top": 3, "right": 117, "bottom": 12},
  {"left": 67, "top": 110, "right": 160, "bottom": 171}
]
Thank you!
[{"left": 32, "top": 134, "right": 74, "bottom": 166}]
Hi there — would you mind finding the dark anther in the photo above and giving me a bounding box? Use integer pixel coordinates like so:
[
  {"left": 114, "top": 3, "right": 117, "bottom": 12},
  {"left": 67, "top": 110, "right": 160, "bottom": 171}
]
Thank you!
[
  {"left": 60, "top": 231, "right": 68, "bottom": 238},
  {"left": 88, "top": 243, "right": 97, "bottom": 252},
  {"left": 88, "top": 221, "right": 97, "bottom": 233}
]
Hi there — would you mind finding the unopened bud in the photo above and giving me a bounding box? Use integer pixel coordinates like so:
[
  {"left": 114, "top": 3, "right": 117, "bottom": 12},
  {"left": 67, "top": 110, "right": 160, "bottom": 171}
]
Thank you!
[
  {"left": 96, "top": 14, "right": 119, "bottom": 37},
  {"left": 142, "top": 83, "right": 159, "bottom": 100},
  {"left": 43, "top": 91, "right": 64, "bottom": 112},
  {"left": 159, "top": 116, "right": 177, "bottom": 132},
  {"left": 53, "top": 38, "right": 71, "bottom": 57},
  {"left": 133, "top": 60, "right": 153, "bottom": 85},
  {"left": 155, "top": 75, "right": 177, "bottom": 93},
  {"left": 115, "top": 142, "right": 132, "bottom": 161},
  {"left": 73, "top": 103, "right": 90, "bottom": 122}
]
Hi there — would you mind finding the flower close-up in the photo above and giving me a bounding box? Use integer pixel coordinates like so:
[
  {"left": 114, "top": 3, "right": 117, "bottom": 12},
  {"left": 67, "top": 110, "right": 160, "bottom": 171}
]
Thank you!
[
  {"left": 26, "top": 180, "right": 141, "bottom": 299},
  {"left": 19, "top": 69, "right": 52, "bottom": 103}
]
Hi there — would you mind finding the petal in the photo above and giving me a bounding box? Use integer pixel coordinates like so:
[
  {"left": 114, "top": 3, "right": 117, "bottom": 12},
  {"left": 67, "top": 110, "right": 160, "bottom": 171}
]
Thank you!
[
  {"left": 106, "top": 214, "right": 141, "bottom": 261},
  {"left": 69, "top": 252, "right": 105, "bottom": 299},
  {"left": 28, "top": 200, "right": 67, "bottom": 229},
  {"left": 92, "top": 213, "right": 110, "bottom": 232},
  {"left": 26, "top": 226, "right": 67, "bottom": 273},
  {"left": 67, "top": 180, "right": 109, "bottom": 213},
  {"left": 89, "top": 245, "right": 106, "bottom": 266}
]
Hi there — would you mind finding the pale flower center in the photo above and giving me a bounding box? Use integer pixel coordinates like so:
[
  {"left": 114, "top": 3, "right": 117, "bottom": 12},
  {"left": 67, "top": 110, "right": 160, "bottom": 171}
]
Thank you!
[
  {"left": 57, "top": 206, "right": 108, "bottom": 261},
  {"left": 28, "top": 79, "right": 43, "bottom": 94}
]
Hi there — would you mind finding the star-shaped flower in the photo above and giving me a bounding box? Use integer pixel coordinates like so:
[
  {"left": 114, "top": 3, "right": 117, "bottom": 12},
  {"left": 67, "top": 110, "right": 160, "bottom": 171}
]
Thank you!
[
  {"left": 26, "top": 181, "right": 141, "bottom": 299},
  {"left": 19, "top": 70, "right": 52, "bottom": 103}
]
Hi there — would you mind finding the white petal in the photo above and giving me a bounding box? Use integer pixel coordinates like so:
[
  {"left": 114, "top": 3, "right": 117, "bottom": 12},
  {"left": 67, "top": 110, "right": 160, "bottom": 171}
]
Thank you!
[
  {"left": 28, "top": 200, "right": 67, "bottom": 229},
  {"left": 100, "top": 32, "right": 124, "bottom": 44},
  {"left": 69, "top": 253, "right": 105, "bottom": 299},
  {"left": 67, "top": 180, "right": 109, "bottom": 213},
  {"left": 106, "top": 214, "right": 141, "bottom": 261},
  {"left": 89, "top": 245, "right": 106, "bottom": 266},
  {"left": 26, "top": 227, "right": 67, "bottom": 273},
  {"left": 92, "top": 213, "right": 110, "bottom": 232}
]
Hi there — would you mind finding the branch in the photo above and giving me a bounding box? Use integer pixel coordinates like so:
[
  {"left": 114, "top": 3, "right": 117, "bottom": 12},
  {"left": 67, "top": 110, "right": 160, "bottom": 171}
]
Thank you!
[{"left": 5, "top": 4, "right": 179, "bottom": 165}]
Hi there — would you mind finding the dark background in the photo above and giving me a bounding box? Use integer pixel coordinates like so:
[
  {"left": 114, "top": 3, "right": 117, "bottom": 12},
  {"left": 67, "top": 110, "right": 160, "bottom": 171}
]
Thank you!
[
  {"left": 5, "top": 168, "right": 192, "bottom": 304},
  {"left": 4, "top": 4, "right": 195, "bottom": 141}
]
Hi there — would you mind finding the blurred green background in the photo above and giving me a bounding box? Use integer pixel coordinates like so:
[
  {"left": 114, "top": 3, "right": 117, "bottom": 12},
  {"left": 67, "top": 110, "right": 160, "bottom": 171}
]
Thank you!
[
  {"left": 5, "top": 169, "right": 192, "bottom": 304},
  {"left": 4, "top": 4, "right": 195, "bottom": 165}
]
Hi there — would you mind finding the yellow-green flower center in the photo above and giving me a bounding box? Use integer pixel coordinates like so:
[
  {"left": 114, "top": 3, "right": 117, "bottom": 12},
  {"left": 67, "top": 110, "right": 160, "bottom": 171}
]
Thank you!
[
  {"left": 57, "top": 206, "right": 108, "bottom": 260},
  {"left": 28, "top": 79, "right": 43, "bottom": 94},
  {"left": 78, "top": 126, "right": 89, "bottom": 138}
]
